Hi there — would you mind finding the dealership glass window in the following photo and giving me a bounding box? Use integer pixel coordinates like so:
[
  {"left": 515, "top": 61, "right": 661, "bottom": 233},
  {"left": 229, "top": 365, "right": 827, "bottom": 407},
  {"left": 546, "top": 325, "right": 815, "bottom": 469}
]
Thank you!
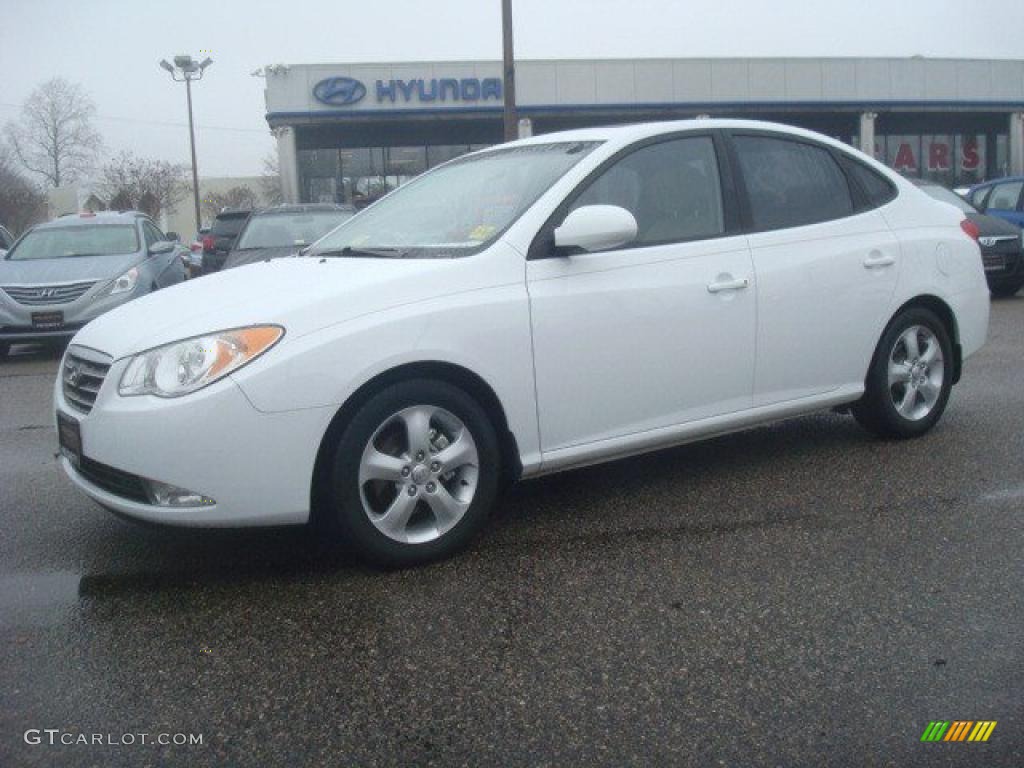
[{"left": 869, "top": 134, "right": 989, "bottom": 187}]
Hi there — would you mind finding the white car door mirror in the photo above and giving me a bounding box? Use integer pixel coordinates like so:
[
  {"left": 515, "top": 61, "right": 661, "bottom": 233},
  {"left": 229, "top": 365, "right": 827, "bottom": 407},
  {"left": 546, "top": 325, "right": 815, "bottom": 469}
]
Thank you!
[{"left": 553, "top": 205, "right": 638, "bottom": 254}]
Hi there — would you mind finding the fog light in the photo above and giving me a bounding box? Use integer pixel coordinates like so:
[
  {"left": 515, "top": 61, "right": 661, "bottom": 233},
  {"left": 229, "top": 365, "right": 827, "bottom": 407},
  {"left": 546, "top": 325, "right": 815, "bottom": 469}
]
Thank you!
[{"left": 145, "top": 479, "right": 216, "bottom": 508}]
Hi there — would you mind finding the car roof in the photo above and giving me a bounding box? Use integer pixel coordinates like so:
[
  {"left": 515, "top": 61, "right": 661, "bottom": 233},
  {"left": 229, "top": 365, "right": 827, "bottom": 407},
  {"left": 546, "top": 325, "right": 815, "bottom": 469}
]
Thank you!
[
  {"left": 36, "top": 211, "right": 147, "bottom": 230},
  {"left": 251, "top": 204, "right": 356, "bottom": 216},
  {"left": 970, "top": 176, "right": 1024, "bottom": 190},
  {"left": 492, "top": 118, "right": 856, "bottom": 151}
]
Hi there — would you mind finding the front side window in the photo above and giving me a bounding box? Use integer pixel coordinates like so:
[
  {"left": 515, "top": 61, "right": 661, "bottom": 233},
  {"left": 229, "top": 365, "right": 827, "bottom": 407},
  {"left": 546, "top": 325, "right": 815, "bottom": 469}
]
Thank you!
[
  {"left": 735, "top": 136, "right": 853, "bottom": 231},
  {"left": 568, "top": 136, "right": 725, "bottom": 245},
  {"left": 237, "top": 211, "right": 355, "bottom": 250},
  {"left": 311, "top": 142, "right": 599, "bottom": 258},
  {"left": 987, "top": 181, "right": 1023, "bottom": 211},
  {"left": 142, "top": 222, "right": 164, "bottom": 246},
  {"left": 5, "top": 225, "right": 140, "bottom": 260}
]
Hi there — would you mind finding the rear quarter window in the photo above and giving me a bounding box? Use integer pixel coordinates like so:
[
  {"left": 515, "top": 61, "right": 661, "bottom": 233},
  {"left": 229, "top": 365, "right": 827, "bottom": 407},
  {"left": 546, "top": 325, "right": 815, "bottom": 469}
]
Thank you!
[{"left": 839, "top": 156, "right": 898, "bottom": 210}]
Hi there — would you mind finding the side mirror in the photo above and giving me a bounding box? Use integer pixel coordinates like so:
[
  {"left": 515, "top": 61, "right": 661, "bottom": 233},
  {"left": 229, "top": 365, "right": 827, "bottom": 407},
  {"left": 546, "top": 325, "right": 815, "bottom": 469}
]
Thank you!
[
  {"left": 553, "top": 205, "right": 638, "bottom": 253},
  {"left": 165, "top": 231, "right": 180, "bottom": 242},
  {"left": 149, "top": 240, "right": 176, "bottom": 255}
]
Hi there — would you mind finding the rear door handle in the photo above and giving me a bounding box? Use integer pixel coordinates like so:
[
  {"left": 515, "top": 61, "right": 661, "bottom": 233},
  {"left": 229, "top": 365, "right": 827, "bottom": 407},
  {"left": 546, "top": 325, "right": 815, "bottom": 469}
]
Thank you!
[
  {"left": 707, "top": 277, "right": 749, "bottom": 293},
  {"left": 863, "top": 252, "right": 896, "bottom": 269}
]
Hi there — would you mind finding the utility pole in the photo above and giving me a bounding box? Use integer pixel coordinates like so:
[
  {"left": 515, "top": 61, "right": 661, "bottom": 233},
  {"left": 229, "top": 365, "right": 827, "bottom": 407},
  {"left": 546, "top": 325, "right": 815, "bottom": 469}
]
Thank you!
[
  {"left": 501, "top": 0, "right": 517, "bottom": 142},
  {"left": 160, "top": 55, "right": 213, "bottom": 233}
]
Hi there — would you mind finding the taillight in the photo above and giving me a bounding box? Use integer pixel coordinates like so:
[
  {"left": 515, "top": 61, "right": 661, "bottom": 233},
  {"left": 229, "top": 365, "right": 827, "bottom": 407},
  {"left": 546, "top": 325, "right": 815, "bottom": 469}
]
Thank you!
[
  {"left": 202, "top": 235, "right": 215, "bottom": 251},
  {"left": 190, "top": 243, "right": 202, "bottom": 252},
  {"left": 960, "top": 218, "right": 980, "bottom": 241}
]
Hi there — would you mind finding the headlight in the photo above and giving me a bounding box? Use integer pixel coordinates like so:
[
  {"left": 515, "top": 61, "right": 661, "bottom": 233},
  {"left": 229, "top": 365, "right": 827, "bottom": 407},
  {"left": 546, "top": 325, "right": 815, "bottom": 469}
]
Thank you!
[
  {"left": 118, "top": 325, "right": 284, "bottom": 398},
  {"left": 107, "top": 266, "right": 139, "bottom": 295}
]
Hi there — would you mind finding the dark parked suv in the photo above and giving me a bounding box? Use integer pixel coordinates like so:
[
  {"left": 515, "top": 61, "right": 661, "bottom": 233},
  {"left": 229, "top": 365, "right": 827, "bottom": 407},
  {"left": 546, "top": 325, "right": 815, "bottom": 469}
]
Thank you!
[
  {"left": 915, "top": 180, "right": 1023, "bottom": 297},
  {"left": 201, "top": 208, "right": 252, "bottom": 273}
]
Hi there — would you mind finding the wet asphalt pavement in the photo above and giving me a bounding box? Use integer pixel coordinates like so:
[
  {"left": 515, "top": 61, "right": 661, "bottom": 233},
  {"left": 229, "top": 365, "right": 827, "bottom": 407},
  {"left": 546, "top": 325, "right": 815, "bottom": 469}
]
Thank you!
[{"left": 1, "top": 298, "right": 1022, "bottom": 768}]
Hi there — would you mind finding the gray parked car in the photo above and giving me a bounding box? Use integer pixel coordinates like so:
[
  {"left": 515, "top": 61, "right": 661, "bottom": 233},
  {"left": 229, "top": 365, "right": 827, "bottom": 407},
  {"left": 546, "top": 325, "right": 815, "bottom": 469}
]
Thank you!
[
  {"left": 221, "top": 203, "right": 357, "bottom": 270},
  {"left": 0, "top": 211, "right": 186, "bottom": 358}
]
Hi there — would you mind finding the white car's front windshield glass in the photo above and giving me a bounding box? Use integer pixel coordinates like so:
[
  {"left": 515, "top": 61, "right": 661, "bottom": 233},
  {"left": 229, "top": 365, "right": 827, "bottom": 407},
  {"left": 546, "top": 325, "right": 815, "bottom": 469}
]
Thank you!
[{"left": 311, "top": 141, "right": 600, "bottom": 258}]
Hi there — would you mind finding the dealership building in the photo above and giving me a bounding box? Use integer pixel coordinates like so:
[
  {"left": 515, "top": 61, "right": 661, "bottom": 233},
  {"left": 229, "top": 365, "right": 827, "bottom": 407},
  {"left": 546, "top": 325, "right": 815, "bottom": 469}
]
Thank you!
[{"left": 263, "top": 57, "right": 1024, "bottom": 206}]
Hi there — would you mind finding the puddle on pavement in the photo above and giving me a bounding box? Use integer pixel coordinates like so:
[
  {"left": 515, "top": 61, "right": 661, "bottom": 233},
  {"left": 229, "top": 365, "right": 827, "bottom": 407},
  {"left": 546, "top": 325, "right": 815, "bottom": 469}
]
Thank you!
[{"left": 0, "top": 570, "right": 81, "bottom": 628}]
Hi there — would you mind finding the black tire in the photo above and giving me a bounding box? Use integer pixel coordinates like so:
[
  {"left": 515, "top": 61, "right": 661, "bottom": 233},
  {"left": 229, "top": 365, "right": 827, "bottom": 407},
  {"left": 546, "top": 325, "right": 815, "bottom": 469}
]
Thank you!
[
  {"left": 0, "top": 342, "right": 8, "bottom": 360},
  {"left": 852, "top": 307, "right": 954, "bottom": 439},
  {"left": 989, "top": 279, "right": 1023, "bottom": 299},
  {"left": 323, "top": 379, "right": 500, "bottom": 567}
]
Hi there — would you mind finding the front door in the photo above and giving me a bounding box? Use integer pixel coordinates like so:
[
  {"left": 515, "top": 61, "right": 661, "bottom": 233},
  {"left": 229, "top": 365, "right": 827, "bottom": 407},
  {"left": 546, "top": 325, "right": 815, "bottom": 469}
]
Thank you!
[{"left": 527, "top": 135, "right": 756, "bottom": 453}]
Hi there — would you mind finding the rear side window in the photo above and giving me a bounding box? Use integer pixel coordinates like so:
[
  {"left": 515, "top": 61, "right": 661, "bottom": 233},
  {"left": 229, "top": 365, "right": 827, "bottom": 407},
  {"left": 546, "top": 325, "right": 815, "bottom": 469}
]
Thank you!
[
  {"left": 986, "top": 181, "right": 1023, "bottom": 211},
  {"left": 840, "top": 157, "right": 898, "bottom": 209},
  {"left": 569, "top": 136, "right": 725, "bottom": 246},
  {"left": 734, "top": 135, "right": 853, "bottom": 231}
]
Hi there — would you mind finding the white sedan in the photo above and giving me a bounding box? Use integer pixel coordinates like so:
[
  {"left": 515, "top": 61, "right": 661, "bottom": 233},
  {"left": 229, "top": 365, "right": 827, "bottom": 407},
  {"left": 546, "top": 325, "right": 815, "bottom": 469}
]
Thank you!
[{"left": 54, "top": 120, "right": 989, "bottom": 565}]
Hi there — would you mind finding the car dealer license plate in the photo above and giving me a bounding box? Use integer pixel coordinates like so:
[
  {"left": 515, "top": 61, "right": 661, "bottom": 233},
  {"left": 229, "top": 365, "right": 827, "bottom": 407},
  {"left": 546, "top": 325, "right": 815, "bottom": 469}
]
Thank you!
[
  {"left": 57, "top": 413, "right": 82, "bottom": 466},
  {"left": 32, "top": 311, "right": 64, "bottom": 330}
]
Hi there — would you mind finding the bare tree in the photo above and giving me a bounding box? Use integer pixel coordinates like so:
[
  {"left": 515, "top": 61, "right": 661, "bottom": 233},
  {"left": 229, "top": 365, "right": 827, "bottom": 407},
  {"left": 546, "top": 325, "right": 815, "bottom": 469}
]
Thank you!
[
  {"left": 97, "top": 151, "right": 187, "bottom": 219},
  {"left": 5, "top": 78, "right": 103, "bottom": 187},
  {"left": 201, "top": 185, "right": 258, "bottom": 221},
  {"left": 260, "top": 152, "right": 284, "bottom": 206},
  {"left": 0, "top": 143, "right": 47, "bottom": 234}
]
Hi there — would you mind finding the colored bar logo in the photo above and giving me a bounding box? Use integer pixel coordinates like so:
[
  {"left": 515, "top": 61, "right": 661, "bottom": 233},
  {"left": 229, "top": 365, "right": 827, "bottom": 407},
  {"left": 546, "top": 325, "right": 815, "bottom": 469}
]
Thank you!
[{"left": 920, "top": 721, "right": 997, "bottom": 742}]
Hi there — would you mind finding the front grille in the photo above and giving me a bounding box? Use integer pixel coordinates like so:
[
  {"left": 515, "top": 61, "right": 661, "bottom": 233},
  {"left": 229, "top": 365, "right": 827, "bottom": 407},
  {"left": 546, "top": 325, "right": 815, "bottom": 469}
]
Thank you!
[
  {"left": 76, "top": 456, "right": 150, "bottom": 503},
  {"left": 2, "top": 281, "right": 97, "bottom": 306},
  {"left": 62, "top": 349, "right": 112, "bottom": 414}
]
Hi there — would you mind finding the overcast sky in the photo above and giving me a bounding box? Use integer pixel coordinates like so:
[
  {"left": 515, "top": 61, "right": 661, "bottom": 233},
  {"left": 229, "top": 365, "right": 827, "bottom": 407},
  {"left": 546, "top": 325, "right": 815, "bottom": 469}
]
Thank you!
[{"left": 2, "top": 0, "right": 1022, "bottom": 178}]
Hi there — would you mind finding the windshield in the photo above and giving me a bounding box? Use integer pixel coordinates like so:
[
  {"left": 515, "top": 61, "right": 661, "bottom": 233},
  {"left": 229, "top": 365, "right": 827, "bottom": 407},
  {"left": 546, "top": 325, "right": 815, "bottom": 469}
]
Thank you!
[
  {"left": 211, "top": 216, "right": 249, "bottom": 237},
  {"left": 237, "top": 210, "right": 355, "bottom": 250},
  {"left": 5, "top": 225, "right": 139, "bottom": 260},
  {"left": 920, "top": 184, "right": 977, "bottom": 214},
  {"left": 311, "top": 142, "right": 600, "bottom": 257}
]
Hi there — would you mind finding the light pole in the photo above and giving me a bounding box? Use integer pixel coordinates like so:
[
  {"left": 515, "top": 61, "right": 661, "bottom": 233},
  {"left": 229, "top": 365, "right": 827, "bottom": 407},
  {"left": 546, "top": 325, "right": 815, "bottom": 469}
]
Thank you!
[
  {"left": 501, "top": 0, "right": 517, "bottom": 142},
  {"left": 159, "top": 55, "right": 212, "bottom": 233}
]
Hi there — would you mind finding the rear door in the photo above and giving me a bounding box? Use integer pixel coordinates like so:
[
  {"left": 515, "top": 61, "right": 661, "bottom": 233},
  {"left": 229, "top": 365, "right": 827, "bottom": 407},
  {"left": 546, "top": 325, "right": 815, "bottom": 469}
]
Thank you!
[
  {"left": 729, "top": 132, "right": 901, "bottom": 406},
  {"left": 527, "top": 133, "right": 756, "bottom": 453},
  {"left": 981, "top": 180, "right": 1024, "bottom": 228}
]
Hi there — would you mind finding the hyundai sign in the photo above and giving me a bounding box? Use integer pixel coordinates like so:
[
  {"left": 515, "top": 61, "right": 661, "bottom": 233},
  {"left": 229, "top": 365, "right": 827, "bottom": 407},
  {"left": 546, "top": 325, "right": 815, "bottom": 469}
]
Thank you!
[
  {"left": 313, "top": 77, "right": 367, "bottom": 106},
  {"left": 313, "top": 76, "right": 502, "bottom": 107}
]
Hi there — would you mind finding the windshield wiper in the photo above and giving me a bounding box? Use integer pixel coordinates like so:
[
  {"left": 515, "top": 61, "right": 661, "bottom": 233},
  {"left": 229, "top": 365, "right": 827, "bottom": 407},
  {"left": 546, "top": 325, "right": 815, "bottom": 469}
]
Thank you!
[{"left": 313, "top": 246, "right": 408, "bottom": 259}]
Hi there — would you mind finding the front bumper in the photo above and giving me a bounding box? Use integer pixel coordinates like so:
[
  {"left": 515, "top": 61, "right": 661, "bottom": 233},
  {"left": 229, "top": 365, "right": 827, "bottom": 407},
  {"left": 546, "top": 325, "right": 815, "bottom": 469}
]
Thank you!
[
  {"left": 54, "top": 347, "right": 335, "bottom": 527},
  {"left": 0, "top": 283, "right": 140, "bottom": 343}
]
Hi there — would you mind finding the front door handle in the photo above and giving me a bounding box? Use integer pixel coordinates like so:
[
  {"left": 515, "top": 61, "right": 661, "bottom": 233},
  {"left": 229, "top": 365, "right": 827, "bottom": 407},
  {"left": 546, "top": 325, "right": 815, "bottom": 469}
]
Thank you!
[
  {"left": 707, "top": 276, "right": 749, "bottom": 293},
  {"left": 863, "top": 252, "right": 896, "bottom": 269}
]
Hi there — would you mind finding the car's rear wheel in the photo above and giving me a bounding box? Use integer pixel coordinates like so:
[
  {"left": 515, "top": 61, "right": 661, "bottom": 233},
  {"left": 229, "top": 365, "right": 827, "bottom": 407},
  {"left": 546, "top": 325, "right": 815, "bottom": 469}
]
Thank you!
[
  {"left": 990, "top": 278, "right": 1023, "bottom": 298},
  {"left": 852, "top": 307, "right": 953, "bottom": 439},
  {"left": 326, "top": 379, "right": 500, "bottom": 566}
]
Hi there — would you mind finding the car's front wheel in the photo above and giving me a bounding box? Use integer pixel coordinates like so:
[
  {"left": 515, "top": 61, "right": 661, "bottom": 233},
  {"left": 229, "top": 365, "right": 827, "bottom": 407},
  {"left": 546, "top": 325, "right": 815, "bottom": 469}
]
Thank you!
[
  {"left": 326, "top": 379, "right": 500, "bottom": 566},
  {"left": 852, "top": 307, "right": 953, "bottom": 439}
]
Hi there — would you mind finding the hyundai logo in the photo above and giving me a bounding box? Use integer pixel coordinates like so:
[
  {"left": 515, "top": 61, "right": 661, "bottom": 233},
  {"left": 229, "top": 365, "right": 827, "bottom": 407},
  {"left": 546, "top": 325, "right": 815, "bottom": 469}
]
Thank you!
[
  {"left": 66, "top": 363, "right": 81, "bottom": 386},
  {"left": 313, "top": 77, "right": 367, "bottom": 107}
]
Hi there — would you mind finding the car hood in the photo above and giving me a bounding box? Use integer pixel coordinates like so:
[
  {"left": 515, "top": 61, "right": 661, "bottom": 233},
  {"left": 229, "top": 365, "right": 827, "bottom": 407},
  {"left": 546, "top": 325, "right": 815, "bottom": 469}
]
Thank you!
[
  {"left": 222, "top": 247, "right": 296, "bottom": 270},
  {"left": 966, "top": 212, "right": 1022, "bottom": 237},
  {"left": 71, "top": 255, "right": 482, "bottom": 360},
  {"left": 0, "top": 253, "right": 142, "bottom": 285}
]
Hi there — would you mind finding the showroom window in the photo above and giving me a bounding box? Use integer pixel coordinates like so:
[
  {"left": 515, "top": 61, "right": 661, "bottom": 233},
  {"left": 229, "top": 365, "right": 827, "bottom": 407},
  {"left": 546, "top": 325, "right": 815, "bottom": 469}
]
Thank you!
[
  {"left": 298, "top": 144, "right": 491, "bottom": 208},
  {"left": 734, "top": 135, "right": 853, "bottom": 231},
  {"left": 569, "top": 136, "right": 725, "bottom": 245}
]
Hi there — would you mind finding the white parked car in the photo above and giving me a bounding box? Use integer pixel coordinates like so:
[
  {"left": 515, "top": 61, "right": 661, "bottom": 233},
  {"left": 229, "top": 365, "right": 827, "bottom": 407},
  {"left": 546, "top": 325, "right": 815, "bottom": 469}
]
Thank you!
[{"left": 54, "top": 120, "right": 989, "bottom": 565}]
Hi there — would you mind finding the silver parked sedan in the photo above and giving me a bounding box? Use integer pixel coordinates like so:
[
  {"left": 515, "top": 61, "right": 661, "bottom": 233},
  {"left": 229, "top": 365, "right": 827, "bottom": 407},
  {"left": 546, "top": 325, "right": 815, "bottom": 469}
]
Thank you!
[{"left": 0, "top": 211, "right": 187, "bottom": 358}]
